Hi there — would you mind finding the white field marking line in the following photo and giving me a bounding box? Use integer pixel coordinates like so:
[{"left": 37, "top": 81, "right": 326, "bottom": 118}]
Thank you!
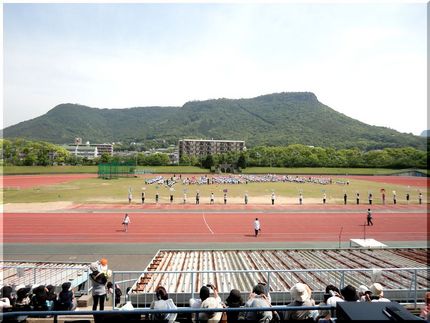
[{"left": 202, "top": 212, "right": 214, "bottom": 235}]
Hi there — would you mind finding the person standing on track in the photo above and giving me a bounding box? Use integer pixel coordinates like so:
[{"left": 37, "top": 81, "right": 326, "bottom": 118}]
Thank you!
[
  {"left": 271, "top": 192, "right": 275, "bottom": 205},
  {"left": 323, "top": 193, "right": 326, "bottom": 204},
  {"left": 141, "top": 191, "right": 145, "bottom": 204},
  {"left": 210, "top": 192, "right": 215, "bottom": 204},
  {"left": 254, "top": 218, "right": 261, "bottom": 237},
  {"left": 122, "top": 213, "right": 131, "bottom": 232},
  {"left": 366, "top": 209, "right": 373, "bottom": 226},
  {"left": 245, "top": 193, "right": 248, "bottom": 205},
  {"left": 343, "top": 193, "right": 347, "bottom": 205},
  {"left": 368, "top": 193, "right": 373, "bottom": 205},
  {"left": 419, "top": 192, "right": 423, "bottom": 204},
  {"left": 196, "top": 192, "right": 200, "bottom": 205},
  {"left": 356, "top": 192, "right": 360, "bottom": 205}
]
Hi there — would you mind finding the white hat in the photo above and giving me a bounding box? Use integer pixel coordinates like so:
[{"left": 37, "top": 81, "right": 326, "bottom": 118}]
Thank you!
[
  {"left": 290, "top": 283, "right": 310, "bottom": 302},
  {"left": 370, "top": 283, "right": 384, "bottom": 297},
  {"left": 358, "top": 285, "right": 369, "bottom": 295}
]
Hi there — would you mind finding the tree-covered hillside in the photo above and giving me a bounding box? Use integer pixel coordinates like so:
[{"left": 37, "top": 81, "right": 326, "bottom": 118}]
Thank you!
[{"left": 3, "top": 92, "right": 426, "bottom": 150}]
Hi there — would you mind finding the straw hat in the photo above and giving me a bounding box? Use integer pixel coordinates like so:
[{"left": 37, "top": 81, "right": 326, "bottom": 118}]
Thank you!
[
  {"left": 370, "top": 283, "right": 384, "bottom": 297},
  {"left": 290, "top": 283, "right": 310, "bottom": 302}
]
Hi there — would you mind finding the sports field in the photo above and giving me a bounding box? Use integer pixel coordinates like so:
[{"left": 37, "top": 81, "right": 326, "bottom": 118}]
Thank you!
[{"left": 2, "top": 173, "right": 428, "bottom": 269}]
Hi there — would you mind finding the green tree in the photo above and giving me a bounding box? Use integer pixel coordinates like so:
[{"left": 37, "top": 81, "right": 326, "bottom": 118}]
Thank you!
[
  {"left": 237, "top": 153, "right": 247, "bottom": 169},
  {"left": 202, "top": 154, "right": 215, "bottom": 169},
  {"left": 100, "top": 153, "right": 112, "bottom": 164}
]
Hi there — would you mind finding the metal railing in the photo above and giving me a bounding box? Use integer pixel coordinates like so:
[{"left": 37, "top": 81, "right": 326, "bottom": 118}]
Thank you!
[
  {"left": 1, "top": 305, "right": 334, "bottom": 323},
  {"left": 112, "top": 267, "right": 428, "bottom": 308},
  {"left": 1, "top": 264, "right": 90, "bottom": 294}
]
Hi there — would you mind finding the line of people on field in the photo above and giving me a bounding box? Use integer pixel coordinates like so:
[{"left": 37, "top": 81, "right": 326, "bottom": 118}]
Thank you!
[{"left": 133, "top": 190, "right": 424, "bottom": 205}]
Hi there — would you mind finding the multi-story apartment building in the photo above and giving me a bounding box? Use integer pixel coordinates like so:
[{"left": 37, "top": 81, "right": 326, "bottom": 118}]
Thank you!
[
  {"left": 178, "top": 139, "right": 245, "bottom": 159},
  {"left": 63, "top": 142, "right": 113, "bottom": 159}
]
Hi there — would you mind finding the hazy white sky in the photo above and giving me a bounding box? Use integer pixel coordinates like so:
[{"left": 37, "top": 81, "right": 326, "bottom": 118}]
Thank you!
[{"left": 2, "top": 2, "right": 427, "bottom": 135}]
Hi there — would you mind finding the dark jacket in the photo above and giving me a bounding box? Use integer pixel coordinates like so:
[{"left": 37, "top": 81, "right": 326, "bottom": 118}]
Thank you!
[{"left": 56, "top": 290, "right": 74, "bottom": 310}]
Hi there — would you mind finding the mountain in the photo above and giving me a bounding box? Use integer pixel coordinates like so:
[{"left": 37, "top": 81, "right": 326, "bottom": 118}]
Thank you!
[
  {"left": 420, "top": 130, "right": 429, "bottom": 137},
  {"left": 2, "top": 92, "right": 427, "bottom": 150}
]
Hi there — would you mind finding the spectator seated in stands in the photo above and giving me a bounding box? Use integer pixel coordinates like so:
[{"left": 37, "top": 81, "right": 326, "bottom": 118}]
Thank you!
[
  {"left": 0, "top": 286, "right": 15, "bottom": 311},
  {"left": 189, "top": 284, "right": 223, "bottom": 323},
  {"left": 284, "top": 283, "right": 317, "bottom": 321},
  {"left": 317, "top": 285, "right": 344, "bottom": 321},
  {"left": 245, "top": 283, "right": 273, "bottom": 322},
  {"left": 14, "top": 285, "right": 32, "bottom": 322},
  {"left": 14, "top": 285, "right": 32, "bottom": 311},
  {"left": 225, "top": 289, "right": 244, "bottom": 322},
  {"left": 340, "top": 285, "right": 359, "bottom": 302},
  {"left": 149, "top": 286, "right": 177, "bottom": 322},
  {"left": 357, "top": 285, "right": 371, "bottom": 302},
  {"left": 30, "top": 285, "right": 49, "bottom": 313},
  {"left": 56, "top": 282, "right": 76, "bottom": 311},
  {"left": 46, "top": 285, "right": 57, "bottom": 310},
  {"left": 369, "top": 283, "right": 390, "bottom": 302},
  {"left": 200, "top": 295, "right": 224, "bottom": 323}
]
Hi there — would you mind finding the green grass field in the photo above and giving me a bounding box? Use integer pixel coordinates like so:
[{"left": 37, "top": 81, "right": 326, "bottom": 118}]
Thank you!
[
  {"left": 242, "top": 167, "right": 427, "bottom": 175},
  {"left": 2, "top": 175, "right": 425, "bottom": 205}
]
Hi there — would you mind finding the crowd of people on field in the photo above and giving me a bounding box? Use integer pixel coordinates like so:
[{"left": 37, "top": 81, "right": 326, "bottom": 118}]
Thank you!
[{"left": 144, "top": 174, "right": 333, "bottom": 187}]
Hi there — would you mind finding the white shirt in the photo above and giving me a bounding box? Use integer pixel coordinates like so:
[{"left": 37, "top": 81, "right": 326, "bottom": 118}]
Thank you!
[
  {"left": 123, "top": 216, "right": 130, "bottom": 224},
  {"left": 371, "top": 297, "right": 390, "bottom": 302},
  {"left": 254, "top": 220, "right": 260, "bottom": 230}
]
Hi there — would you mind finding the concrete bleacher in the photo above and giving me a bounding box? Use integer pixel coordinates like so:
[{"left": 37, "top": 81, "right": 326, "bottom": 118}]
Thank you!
[
  {"left": 128, "top": 248, "right": 428, "bottom": 306},
  {"left": 1, "top": 261, "right": 89, "bottom": 290}
]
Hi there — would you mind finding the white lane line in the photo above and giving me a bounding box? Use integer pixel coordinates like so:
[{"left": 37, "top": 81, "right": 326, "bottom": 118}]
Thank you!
[{"left": 202, "top": 212, "right": 214, "bottom": 235}]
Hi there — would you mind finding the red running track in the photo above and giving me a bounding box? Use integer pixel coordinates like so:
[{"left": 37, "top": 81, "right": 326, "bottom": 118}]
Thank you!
[
  {"left": 2, "top": 211, "right": 428, "bottom": 243},
  {"left": 1, "top": 174, "right": 96, "bottom": 189}
]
